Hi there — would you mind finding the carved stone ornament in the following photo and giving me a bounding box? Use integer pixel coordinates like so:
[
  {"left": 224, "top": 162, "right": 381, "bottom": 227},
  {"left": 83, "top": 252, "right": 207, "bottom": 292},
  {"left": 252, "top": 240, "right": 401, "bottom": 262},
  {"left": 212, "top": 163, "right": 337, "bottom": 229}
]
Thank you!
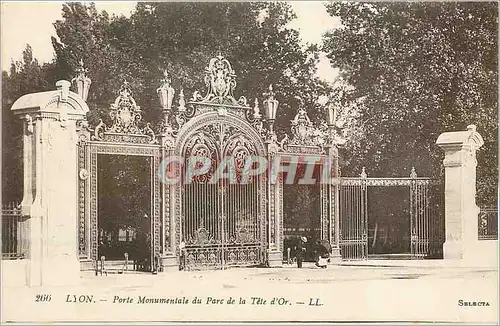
[
  {"left": 24, "top": 114, "right": 34, "bottom": 134},
  {"left": 79, "top": 168, "right": 89, "bottom": 180},
  {"left": 191, "top": 54, "right": 249, "bottom": 107}
]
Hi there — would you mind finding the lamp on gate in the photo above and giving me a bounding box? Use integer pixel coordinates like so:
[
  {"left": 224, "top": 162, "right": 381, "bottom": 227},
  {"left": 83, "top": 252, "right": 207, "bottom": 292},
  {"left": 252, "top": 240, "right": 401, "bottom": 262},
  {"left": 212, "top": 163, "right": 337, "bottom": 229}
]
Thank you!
[
  {"left": 72, "top": 59, "right": 91, "bottom": 102},
  {"left": 326, "top": 102, "right": 337, "bottom": 128},
  {"left": 157, "top": 70, "right": 175, "bottom": 126},
  {"left": 263, "top": 84, "right": 279, "bottom": 134},
  {"left": 157, "top": 70, "right": 175, "bottom": 111}
]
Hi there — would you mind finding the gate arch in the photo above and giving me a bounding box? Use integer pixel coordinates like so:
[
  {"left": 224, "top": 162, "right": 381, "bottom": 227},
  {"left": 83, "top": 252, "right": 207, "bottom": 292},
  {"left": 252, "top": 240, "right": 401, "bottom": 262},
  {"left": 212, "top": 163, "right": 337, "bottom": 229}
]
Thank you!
[
  {"left": 175, "top": 111, "right": 266, "bottom": 157},
  {"left": 174, "top": 112, "right": 267, "bottom": 270}
]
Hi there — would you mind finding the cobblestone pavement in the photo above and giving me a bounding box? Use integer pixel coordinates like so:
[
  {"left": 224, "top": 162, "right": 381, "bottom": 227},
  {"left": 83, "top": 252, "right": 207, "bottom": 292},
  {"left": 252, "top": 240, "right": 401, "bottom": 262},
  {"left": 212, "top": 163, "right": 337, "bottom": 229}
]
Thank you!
[{"left": 2, "top": 263, "right": 498, "bottom": 324}]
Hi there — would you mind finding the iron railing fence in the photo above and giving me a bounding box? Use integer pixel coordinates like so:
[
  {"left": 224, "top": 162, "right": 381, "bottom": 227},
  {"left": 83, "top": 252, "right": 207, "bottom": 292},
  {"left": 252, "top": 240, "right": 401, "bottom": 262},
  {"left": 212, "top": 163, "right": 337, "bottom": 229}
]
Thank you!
[
  {"left": 337, "top": 169, "right": 444, "bottom": 261},
  {"left": 478, "top": 207, "right": 498, "bottom": 240},
  {"left": 2, "top": 202, "right": 29, "bottom": 259}
]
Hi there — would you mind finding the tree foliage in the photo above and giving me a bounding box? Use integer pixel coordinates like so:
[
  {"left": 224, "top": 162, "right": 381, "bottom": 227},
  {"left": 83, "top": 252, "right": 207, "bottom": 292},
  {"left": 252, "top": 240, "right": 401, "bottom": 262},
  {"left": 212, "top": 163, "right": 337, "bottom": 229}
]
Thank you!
[
  {"left": 51, "top": 2, "right": 329, "bottom": 130},
  {"left": 3, "top": 2, "right": 330, "bottom": 204},
  {"left": 323, "top": 2, "right": 498, "bottom": 205},
  {"left": 2, "top": 45, "right": 55, "bottom": 203}
]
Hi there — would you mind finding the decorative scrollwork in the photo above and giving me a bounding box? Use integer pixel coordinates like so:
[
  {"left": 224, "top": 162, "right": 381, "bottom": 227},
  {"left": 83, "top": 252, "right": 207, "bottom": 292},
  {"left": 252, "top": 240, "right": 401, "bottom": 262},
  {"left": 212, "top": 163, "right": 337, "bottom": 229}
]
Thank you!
[
  {"left": 143, "top": 123, "right": 156, "bottom": 144},
  {"left": 288, "top": 105, "right": 326, "bottom": 150},
  {"left": 161, "top": 123, "right": 178, "bottom": 148},
  {"left": 184, "top": 129, "right": 219, "bottom": 183},
  {"left": 89, "top": 81, "right": 157, "bottom": 144},
  {"left": 191, "top": 54, "right": 250, "bottom": 108},
  {"left": 175, "top": 90, "right": 196, "bottom": 128},
  {"left": 76, "top": 119, "right": 89, "bottom": 132},
  {"left": 108, "top": 81, "right": 142, "bottom": 134},
  {"left": 267, "top": 133, "right": 290, "bottom": 155},
  {"left": 234, "top": 228, "right": 255, "bottom": 243},
  {"left": 187, "top": 224, "right": 216, "bottom": 246},
  {"left": 92, "top": 119, "right": 106, "bottom": 141}
]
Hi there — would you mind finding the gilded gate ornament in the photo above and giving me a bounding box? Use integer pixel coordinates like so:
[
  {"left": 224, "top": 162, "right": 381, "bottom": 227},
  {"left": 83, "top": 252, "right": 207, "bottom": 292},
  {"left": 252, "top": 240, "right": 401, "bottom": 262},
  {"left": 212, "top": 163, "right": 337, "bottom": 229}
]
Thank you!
[
  {"left": 109, "top": 81, "right": 142, "bottom": 134},
  {"left": 90, "top": 81, "right": 157, "bottom": 144},
  {"left": 191, "top": 54, "right": 249, "bottom": 107}
]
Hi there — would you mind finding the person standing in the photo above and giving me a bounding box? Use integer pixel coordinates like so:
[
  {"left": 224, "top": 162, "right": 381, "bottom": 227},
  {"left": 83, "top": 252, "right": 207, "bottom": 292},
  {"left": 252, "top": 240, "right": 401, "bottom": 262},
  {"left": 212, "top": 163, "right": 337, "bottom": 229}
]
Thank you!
[
  {"left": 179, "top": 239, "right": 186, "bottom": 271},
  {"left": 296, "top": 236, "right": 307, "bottom": 268}
]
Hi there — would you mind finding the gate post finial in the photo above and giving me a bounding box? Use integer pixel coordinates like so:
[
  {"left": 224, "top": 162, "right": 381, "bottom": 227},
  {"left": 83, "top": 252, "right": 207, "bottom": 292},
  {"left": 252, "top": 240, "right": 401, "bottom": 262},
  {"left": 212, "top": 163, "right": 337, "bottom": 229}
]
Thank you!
[
  {"left": 360, "top": 167, "right": 367, "bottom": 179},
  {"left": 410, "top": 167, "right": 417, "bottom": 178}
]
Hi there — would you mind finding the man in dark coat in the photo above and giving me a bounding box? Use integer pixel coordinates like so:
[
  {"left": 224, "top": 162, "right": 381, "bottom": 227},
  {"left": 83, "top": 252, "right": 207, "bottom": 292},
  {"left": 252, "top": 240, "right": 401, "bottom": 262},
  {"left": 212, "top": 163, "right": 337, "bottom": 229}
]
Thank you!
[
  {"left": 296, "top": 236, "right": 307, "bottom": 268},
  {"left": 134, "top": 214, "right": 151, "bottom": 271}
]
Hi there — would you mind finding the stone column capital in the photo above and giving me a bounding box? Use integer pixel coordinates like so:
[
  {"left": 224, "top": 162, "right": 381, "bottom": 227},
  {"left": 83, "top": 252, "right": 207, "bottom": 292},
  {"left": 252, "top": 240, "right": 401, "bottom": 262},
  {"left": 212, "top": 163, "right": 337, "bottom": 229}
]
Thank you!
[
  {"left": 11, "top": 80, "right": 89, "bottom": 120},
  {"left": 436, "top": 124, "right": 484, "bottom": 153}
]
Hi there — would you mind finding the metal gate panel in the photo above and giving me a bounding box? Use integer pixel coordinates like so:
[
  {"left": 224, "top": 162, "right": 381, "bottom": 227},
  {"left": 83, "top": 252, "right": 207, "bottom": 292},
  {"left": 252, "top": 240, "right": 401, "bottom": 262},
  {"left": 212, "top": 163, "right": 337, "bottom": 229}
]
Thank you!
[
  {"left": 410, "top": 181, "right": 428, "bottom": 258},
  {"left": 410, "top": 179, "right": 444, "bottom": 258},
  {"left": 181, "top": 122, "right": 264, "bottom": 271},
  {"left": 338, "top": 170, "right": 442, "bottom": 261},
  {"left": 339, "top": 179, "right": 368, "bottom": 260}
]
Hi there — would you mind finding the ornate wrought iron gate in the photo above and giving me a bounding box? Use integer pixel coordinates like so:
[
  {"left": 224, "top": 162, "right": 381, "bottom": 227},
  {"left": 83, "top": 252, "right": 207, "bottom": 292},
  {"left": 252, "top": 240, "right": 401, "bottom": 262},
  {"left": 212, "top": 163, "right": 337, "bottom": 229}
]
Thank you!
[
  {"left": 77, "top": 82, "right": 162, "bottom": 272},
  {"left": 180, "top": 122, "right": 265, "bottom": 270},
  {"left": 339, "top": 168, "right": 443, "bottom": 260},
  {"left": 74, "top": 53, "right": 346, "bottom": 271}
]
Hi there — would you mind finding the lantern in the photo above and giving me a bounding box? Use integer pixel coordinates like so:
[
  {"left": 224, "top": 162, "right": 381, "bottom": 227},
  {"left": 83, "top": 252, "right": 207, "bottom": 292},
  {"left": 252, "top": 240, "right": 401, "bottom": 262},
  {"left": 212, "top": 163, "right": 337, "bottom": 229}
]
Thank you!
[
  {"left": 157, "top": 69, "right": 175, "bottom": 112},
  {"left": 263, "top": 84, "right": 279, "bottom": 133},
  {"left": 72, "top": 59, "right": 91, "bottom": 102}
]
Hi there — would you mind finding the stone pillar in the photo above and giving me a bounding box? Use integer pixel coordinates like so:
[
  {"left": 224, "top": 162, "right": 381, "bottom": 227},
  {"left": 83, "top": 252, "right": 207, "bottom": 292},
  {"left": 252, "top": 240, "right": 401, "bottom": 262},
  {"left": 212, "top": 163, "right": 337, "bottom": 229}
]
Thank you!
[
  {"left": 11, "top": 80, "right": 89, "bottom": 286},
  {"left": 436, "top": 125, "right": 484, "bottom": 261}
]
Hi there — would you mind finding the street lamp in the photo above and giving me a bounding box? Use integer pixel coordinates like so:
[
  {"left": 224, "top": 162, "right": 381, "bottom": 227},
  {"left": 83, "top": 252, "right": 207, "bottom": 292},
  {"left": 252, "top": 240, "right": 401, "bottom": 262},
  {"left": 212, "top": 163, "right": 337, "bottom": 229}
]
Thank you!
[
  {"left": 72, "top": 59, "right": 91, "bottom": 102},
  {"left": 263, "top": 84, "right": 279, "bottom": 135},
  {"left": 157, "top": 69, "right": 175, "bottom": 127}
]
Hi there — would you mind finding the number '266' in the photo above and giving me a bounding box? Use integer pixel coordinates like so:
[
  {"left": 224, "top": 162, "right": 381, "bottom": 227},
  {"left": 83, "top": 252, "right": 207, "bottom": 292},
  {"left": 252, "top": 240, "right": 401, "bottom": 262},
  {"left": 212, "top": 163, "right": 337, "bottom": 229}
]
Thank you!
[{"left": 35, "top": 294, "right": 51, "bottom": 302}]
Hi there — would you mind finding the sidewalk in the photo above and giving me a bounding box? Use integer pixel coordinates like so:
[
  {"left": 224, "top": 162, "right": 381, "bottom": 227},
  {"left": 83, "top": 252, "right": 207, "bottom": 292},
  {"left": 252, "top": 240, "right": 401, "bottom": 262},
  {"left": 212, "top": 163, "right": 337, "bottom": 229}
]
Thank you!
[
  {"left": 2, "top": 263, "right": 498, "bottom": 323},
  {"left": 337, "top": 258, "right": 499, "bottom": 269}
]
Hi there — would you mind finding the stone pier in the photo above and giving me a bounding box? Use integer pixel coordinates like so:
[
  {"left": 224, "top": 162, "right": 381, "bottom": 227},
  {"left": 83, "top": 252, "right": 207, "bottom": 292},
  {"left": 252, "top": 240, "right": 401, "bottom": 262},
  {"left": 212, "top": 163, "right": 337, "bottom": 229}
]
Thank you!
[
  {"left": 11, "top": 80, "right": 89, "bottom": 286},
  {"left": 436, "top": 125, "right": 496, "bottom": 266}
]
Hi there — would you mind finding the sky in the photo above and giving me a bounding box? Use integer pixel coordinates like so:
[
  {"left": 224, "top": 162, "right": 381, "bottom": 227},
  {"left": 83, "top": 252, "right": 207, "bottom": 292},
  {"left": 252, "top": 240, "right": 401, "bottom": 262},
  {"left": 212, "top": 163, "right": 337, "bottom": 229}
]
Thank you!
[{"left": 0, "top": 1, "right": 340, "bottom": 82}]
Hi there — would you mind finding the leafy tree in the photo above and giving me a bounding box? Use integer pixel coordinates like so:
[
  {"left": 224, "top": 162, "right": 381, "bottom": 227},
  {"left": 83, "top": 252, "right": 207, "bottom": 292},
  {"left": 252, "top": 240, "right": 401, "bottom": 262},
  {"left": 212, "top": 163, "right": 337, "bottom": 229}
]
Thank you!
[
  {"left": 323, "top": 2, "right": 498, "bottom": 206},
  {"left": 51, "top": 2, "right": 330, "bottom": 131},
  {"left": 2, "top": 45, "right": 54, "bottom": 203},
  {"left": 46, "top": 2, "right": 332, "bottom": 226}
]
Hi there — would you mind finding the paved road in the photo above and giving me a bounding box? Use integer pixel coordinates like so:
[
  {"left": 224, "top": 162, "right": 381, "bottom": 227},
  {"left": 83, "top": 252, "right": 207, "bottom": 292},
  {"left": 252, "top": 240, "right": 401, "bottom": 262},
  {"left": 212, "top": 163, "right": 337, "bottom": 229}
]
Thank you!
[{"left": 2, "top": 263, "right": 498, "bottom": 323}]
